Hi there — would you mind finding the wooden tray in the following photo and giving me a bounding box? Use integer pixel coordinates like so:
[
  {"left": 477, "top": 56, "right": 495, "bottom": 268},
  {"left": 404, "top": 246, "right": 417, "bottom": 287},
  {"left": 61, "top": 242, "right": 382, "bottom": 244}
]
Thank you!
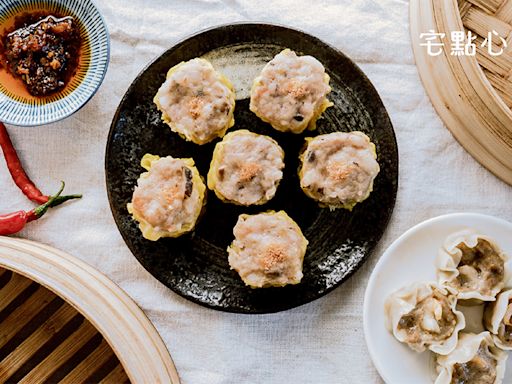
[
  {"left": 0, "top": 237, "right": 180, "bottom": 384},
  {"left": 410, "top": 0, "right": 512, "bottom": 185}
]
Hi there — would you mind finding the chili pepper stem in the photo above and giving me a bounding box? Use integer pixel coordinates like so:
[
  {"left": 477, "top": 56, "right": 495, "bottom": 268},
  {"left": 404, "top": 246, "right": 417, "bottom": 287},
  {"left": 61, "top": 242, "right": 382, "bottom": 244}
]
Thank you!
[
  {"left": 0, "top": 182, "right": 82, "bottom": 236},
  {"left": 28, "top": 181, "right": 66, "bottom": 222},
  {"left": 50, "top": 194, "right": 83, "bottom": 207}
]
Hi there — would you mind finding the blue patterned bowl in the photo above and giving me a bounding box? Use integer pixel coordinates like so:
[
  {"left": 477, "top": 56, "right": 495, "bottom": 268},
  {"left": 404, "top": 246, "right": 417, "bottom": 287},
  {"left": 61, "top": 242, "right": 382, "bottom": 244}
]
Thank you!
[{"left": 0, "top": 0, "right": 109, "bottom": 126}]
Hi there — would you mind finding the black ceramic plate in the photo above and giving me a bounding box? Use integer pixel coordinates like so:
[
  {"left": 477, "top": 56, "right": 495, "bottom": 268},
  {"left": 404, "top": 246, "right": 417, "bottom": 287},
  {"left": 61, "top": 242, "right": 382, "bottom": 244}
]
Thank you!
[{"left": 106, "top": 23, "right": 398, "bottom": 314}]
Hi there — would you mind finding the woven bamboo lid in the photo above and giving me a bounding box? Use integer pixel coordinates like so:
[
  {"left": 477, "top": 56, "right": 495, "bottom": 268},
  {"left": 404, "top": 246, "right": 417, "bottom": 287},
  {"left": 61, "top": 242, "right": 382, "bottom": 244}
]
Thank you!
[
  {"left": 410, "top": 0, "right": 512, "bottom": 185},
  {"left": 0, "top": 237, "right": 180, "bottom": 384}
]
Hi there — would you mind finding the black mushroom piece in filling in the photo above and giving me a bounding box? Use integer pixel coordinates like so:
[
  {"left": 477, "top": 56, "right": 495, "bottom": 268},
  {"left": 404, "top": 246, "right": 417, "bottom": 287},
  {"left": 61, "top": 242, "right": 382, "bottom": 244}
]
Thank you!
[
  {"left": 1, "top": 14, "right": 81, "bottom": 96},
  {"left": 183, "top": 167, "right": 193, "bottom": 198},
  {"left": 503, "top": 324, "right": 512, "bottom": 344}
]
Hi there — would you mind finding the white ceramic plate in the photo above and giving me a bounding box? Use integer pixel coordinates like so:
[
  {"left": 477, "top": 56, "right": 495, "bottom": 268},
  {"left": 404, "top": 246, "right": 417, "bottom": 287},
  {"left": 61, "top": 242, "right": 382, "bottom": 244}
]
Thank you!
[{"left": 363, "top": 213, "right": 512, "bottom": 384}]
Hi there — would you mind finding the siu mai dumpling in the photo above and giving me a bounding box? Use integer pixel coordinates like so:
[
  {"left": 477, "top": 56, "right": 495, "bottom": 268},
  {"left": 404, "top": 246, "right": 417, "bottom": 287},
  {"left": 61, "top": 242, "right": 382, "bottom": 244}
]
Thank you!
[
  {"left": 299, "top": 131, "right": 379, "bottom": 210},
  {"left": 128, "top": 154, "right": 206, "bottom": 240},
  {"left": 434, "top": 332, "right": 507, "bottom": 384},
  {"left": 250, "top": 49, "right": 332, "bottom": 134},
  {"left": 207, "top": 130, "right": 284, "bottom": 206},
  {"left": 436, "top": 230, "right": 509, "bottom": 302},
  {"left": 227, "top": 211, "right": 308, "bottom": 288},
  {"left": 154, "top": 58, "right": 236, "bottom": 145},
  {"left": 484, "top": 289, "right": 512, "bottom": 350},
  {"left": 384, "top": 282, "right": 465, "bottom": 354}
]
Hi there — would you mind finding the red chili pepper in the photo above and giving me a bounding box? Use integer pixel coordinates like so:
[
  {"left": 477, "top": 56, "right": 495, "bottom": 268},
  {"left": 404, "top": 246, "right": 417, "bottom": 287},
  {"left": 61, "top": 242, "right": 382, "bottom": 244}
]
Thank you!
[
  {"left": 0, "top": 122, "right": 48, "bottom": 204},
  {"left": 0, "top": 182, "right": 81, "bottom": 236},
  {"left": 0, "top": 211, "right": 30, "bottom": 235}
]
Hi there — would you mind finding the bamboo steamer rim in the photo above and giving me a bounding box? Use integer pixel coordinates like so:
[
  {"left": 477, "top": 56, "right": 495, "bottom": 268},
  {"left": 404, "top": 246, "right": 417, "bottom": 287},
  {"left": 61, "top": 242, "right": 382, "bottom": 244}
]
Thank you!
[
  {"left": 0, "top": 236, "right": 180, "bottom": 384},
  {"left": 410, "top": 0, "right": 512, "bottom": 185}
]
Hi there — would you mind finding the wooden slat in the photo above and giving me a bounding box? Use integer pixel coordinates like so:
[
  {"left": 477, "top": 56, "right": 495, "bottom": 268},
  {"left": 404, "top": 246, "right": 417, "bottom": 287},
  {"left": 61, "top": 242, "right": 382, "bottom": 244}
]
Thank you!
[
  {"left": 58, "top": 339, "right": 116, "bottom": 384},
  {"left": 0, "top": 273, "right": 33, "bottom": 312},
  {"left": 463, "top": 5, "right": 512, "bottom": 43},
  {"left": 99, "top": 363, "right": 129, "bottom": 384},
  {"left": 496, "top": 1, "right": 512, "bottom": 23},
  {"left": 460, "top": 0, "right": 512, "bottom": 114},
  {"left": 488, "top": 76, "right": 512, "bottom": 102},
  {"left": 458, "top": 0, "right": 473, "bottom": 18},
  {"left": 468, "top": 0, "right": 504, "bottom": 14},
  {"left": 495, "top": 87, "right": 512, "bottom": 107},
  {"left": 0, "top": 286, "right": 54, "bottom": 349},
  {"left": 18, "top": 320, "right": 98, "bottom": 384},
  {"left": 0, "top": 238, "right": 179, "bottom": 384},
  {"left": 0, "top": 304, "right": 77, "bottom": 382},
  {"left": 0, "top": 270, "right": 13, "bottom": 291},
  {"left": 473, "top": 35, "right": 512, "bottom": 77},
  {"left": 484, "top": 68, "right": 512, "bottom": 96}
]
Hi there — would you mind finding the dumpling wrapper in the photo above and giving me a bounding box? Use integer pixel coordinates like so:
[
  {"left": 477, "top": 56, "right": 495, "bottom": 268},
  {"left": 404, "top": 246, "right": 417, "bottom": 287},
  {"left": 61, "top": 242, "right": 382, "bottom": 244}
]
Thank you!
[
  {"left": 436, "top": 229, "right": 510, "bottom": 302},
  {"left": 249, "top": 49, "right": 332, "bottom": 134},
  {"left": 154, "top": 58, "right": 236, "bottom": 145},
  {"left": 127, "top": 154, "right": 206, "bottom": 240},
  {"left": 385, "top": 281, "right": 465, "bottom": 355},
  {"left": 484, "top": 289, "right": 512, "bottom": 350},
  {"left": 207, "top": 130, "right": 284, "bottom": 206},
  {"left": 227, "top": 210, "right": 308, "bottom": 288},
  {"left": 435, "top": 332, "right": 507, "bottom": 384}
]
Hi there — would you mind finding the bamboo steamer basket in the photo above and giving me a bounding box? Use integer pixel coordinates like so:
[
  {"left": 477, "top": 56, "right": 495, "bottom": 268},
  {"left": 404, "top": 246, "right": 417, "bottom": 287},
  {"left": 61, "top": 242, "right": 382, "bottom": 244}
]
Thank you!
[
  {"left": 0, "top": 237, "right": 180, "bottom": 384},
  {"left": 410, "top": 0, "right": 512, "bottom": 185}
]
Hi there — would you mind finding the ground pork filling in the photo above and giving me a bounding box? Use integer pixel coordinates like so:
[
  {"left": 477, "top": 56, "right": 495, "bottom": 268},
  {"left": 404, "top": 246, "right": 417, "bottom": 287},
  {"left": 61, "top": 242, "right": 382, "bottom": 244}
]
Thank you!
[
  {"left": 210, "top": 131, "right": 284, "bottom": 205},
  {"left": 300, "top": 132, "right": 379, "bottom": 207},
  {"left": 250, "top": 49, "right": 330, "bottom": 133},
  {"left": 449, "top": 239, "right": 504, "bottom": 297},
  {"left": 131, "top": 157, "right": 199, "bottom": 233},
  {"left": 396, "top": 290, "right": 457, "bottom": 349},
  {"left": 228, "top": 212, "right": 307, "bottom": 288},
  {"left": 156, "top": 59, "right": 234, "bottom": 143},
  {"left": 451, "top": 342, "right": 498, "bottom": 384},
  {"left": 497, "top": 301, "right": 512, "bottom": 346}
]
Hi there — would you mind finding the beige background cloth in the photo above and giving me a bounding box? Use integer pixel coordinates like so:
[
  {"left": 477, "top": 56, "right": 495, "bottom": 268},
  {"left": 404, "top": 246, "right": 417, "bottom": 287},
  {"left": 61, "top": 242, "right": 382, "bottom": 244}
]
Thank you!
[{"left": 1, "top": 0, "right": 511, "bottom": 383}]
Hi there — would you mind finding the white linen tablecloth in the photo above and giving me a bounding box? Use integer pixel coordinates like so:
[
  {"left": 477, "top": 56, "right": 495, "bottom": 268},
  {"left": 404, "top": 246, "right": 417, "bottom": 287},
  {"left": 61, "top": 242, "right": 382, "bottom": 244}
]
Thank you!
[{"left": 1, "top": 0, "right": 511, "bottom": 383}]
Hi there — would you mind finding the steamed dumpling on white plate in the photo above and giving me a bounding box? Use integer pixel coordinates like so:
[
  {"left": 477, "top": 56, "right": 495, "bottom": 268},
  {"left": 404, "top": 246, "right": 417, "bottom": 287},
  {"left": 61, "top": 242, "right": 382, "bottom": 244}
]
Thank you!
[
  {"left": 436, "top": 230, "right": 510, "bottom": 302},
  {"left": 384, "top": 281, "right": 465, "bottom": 354},
  {"left": 484, "top": 288, "right": 512, "bottom": 350},
  {"left": 434, "top": 332, "right": 507, "bottom": 384}
]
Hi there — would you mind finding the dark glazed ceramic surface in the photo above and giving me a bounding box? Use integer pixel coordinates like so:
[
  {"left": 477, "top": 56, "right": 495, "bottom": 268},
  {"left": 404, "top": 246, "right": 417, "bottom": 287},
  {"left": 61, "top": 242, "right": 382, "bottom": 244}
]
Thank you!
[{"left": 105, "top": 24, "right": 398, "bottom": 313}]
